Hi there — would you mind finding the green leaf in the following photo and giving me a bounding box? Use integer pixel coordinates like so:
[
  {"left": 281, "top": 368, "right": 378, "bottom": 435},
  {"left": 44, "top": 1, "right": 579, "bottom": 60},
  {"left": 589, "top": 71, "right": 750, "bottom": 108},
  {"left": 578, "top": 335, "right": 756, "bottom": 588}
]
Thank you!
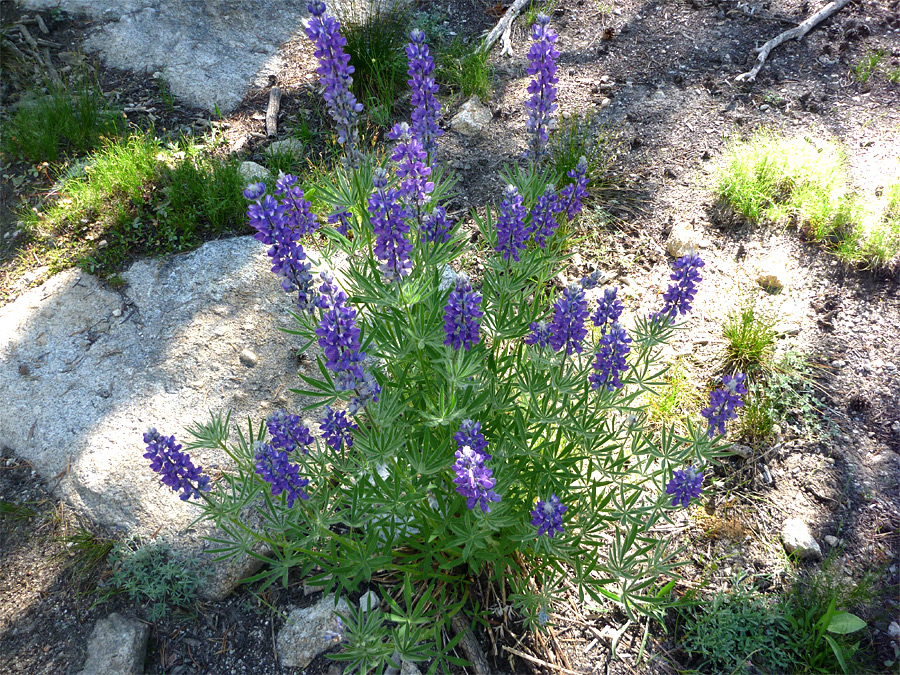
[
  {"left": 826, "top": 611, "right": 866, "bottom": 635},
  {"left": 823, "top": 634, "right": 850, "bottom": 674}
]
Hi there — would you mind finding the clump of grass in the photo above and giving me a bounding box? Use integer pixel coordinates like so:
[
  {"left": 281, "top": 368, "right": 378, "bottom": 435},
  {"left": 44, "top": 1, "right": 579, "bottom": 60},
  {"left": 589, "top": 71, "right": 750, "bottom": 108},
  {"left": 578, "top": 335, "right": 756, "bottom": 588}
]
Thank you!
[
  {"left": 0, "top": 499, "right": 38, "bottom": 521},
  {"left": 646, "top": 358, "right": 704, "bottom": 430},
  {"left": 722, "top": 300, "right": 777, "bottom": 380},
  {"left": 58, "top": 527, "right": 114, "bottom": 585},
  {"left": 436, "top": 37, "right": 492, "bottom": 101},
  {"left": 852, "top": 49, "right": 884, "bottom": 83},
  {"left": 547, "top": 111, "right": 621, "bottom": 193},
  {"left": 1, "top": 78, "right": 124, "bottom": 163}
]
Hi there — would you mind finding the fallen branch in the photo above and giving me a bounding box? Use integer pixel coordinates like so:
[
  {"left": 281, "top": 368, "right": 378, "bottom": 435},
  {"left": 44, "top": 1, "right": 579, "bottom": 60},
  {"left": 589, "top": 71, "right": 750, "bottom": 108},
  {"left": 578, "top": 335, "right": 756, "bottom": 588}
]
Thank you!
[
  {"left": 266, "top": 86, "right": 282, "bottom": 137},
  {"left": 502, "top": 645, "right": 583, "bottom": 675},
  {"left": 477, "top": 0, "right": 530, "bottom": 56},
  {"left": 449, "top": 611, "right": 492, "bottom": 675},
  {"left": 499, "top": 21, "right": 514, "bottom": 57},
  {"left": 735, "top": 0, "right": 852, "bottom": 82}
]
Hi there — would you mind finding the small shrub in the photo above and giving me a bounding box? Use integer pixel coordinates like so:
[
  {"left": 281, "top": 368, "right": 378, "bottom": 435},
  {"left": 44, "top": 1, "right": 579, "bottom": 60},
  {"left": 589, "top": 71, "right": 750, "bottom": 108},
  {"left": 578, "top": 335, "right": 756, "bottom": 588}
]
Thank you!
[
  {"left": 722, "top": 300, "right": 777, "bottom": 379},
  {"left": 546, "top": 111, "right": 621, "bottom": 193}
]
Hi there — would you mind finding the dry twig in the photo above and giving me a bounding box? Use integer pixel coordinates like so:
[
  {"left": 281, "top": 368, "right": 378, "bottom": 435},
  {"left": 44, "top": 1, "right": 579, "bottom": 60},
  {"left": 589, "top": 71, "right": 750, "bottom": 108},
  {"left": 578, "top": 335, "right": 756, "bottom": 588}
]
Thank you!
[
  {"left": 502, "top": 645, "right": 584, "bottom": 674},
  {"left": 266, "top": 87, "right": 282, "bottom": 138},
  {"left": 477, "top": 0, "right": 530, "bottom": 56}
]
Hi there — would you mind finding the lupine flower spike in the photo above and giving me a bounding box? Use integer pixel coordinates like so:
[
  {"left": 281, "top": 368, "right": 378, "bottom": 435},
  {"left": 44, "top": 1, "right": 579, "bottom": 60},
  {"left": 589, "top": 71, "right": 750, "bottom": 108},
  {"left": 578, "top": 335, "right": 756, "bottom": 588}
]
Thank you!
[
  {"left": 406, "top": 29, "right": 443, "bottom": 160},
  {"left": 524, "top": 14, "right": 559, "bottom": 162},
  {"left": 144, "top": 429, "right": 210, "bottom": 501},
  {"left": 559, "top": 156, "right": 589, "bottom": 220},
  {"left": 654, "top": 253, "right": 704, "bottom": 323},
  {"left": 423, "top": 205, "right": 452, "bottom": 244},
  {"left": 589, "top": 321, "right": 631, "bottom": 392},
  {"left": 454, "top": 419, "right": 489, "bottom": 457},
  {"left": 388, "top": 122, "right": 434, "bottom": 208},
  {"left": 665, "top": 466, "right": 704, "bottom": 508},
  {"left": 524, "top": 320, "right": 553, "bottom": 349},
  {"left": 451, "top": 420, "right": 500, "bottom": 513},
  {"left": 591, "top": 287, "right": 624, "bottom": 331},
  {"left": 496, "top": 185, "right": 528, "bottom": 262},
  {"left": 266, "top": 410, "right": 314, "bottom": 455},
  {"left": 701, "top": 373, "right": 747, "bottom": 438},
  {"left": 531, "top": 494, "right": 567, "bottom": 537},
  {"left": 320, "top": 405, "right": 358, "bottom": 452},
  {"left": 443, "top": 273, "right": 483, "bottom": 351},
  {"left": 530, "top": 184, "right": 560, "bottom": 248},
  {"left": 369, "top": 168, "right": 413, "bottom": 283},
  {"left": 254, "top": 441, "right": 310, "bottom": 507},
  {"left": 548, "top": 283, "right": 589, "bottom": 355}
]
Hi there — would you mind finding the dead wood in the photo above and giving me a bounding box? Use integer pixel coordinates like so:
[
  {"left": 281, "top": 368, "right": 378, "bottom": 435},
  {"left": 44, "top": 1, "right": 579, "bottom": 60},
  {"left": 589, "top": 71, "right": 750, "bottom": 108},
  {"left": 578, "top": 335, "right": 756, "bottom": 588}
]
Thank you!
[
  {"left": 266, "top": 86, "right": 282, "bottom": 137},
  {"left": 478, "top": 0, "right": 530, "bottom": 56},
  {"left": 450, "top": 611, "right": 492, "bottom": 675}
]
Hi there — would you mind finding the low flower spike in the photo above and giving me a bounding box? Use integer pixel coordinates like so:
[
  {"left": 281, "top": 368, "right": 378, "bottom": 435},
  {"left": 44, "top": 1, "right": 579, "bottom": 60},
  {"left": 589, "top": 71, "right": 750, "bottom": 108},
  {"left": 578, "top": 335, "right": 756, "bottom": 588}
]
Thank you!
[
  {"left": 315, "top": 271, "right": 366, "bottom": 391},
  {"left": 524, "top": 320, "right": 553, "bottom": 349},
  {"left": 328, "top": 209, "right": 352, "bottom": 237},
  {"left": 320, "top": 405, "right": 358, "bottom": 451},
  {"left": 266, "top": 410, "right": 314, "bottom": 455},
  {"left": 275, "top": 174, "right": 320, "bottom": 237},
  {"left": 559, "top": 156, "right": 589, "bottom": 220},
  {"left": 454, "top": 419, "right": 489, "bottom": 457},
  {"left": 531, "top": 494, "right": 567, "bottom": 537},
  {"left": 443, "top": 273, "right": 483, "bottom": 351},
  {"left": 423, "top": 205, "right": 452, "bottom": 244},
  {"left": 701, "top": 373, "right": 747, "bottom": 438},
  {"left": 524, "top": 14, "right": 559, "bottom": 161},
  {"left": 143, "top": 429, "right": 210, "bottom": 501},
  {"left": 254, "top": 441, "right": 310, "bottom": 507},
  {"left": 452, "top": 445, "right": 501, "bottom": 513},
  {"left": 590, "top": 287, "right": 624, "bottom": 331},
  {"left": 655, "top": 253, "right": 704, "bottom": 322},
  {"left": 496, "top": 185, "right": 529, "bottom": 262},
  {"left": 406, "top": 29, "right": 443, "bottom": 159},
  {"left": 589, "top": 321, "right": 631, "bottom": 392},
  {"left": 665, "top": 466, "right": 704, "bottom": 508},
  {"left": 388, "top": 122, "right": 434, "bottom": 207},
  {"left": 548, "top": 283, "right": 590, "bottom": 355},
  {"left": 369, "top": 168, "right": 413, "bottom": 283},
  {"left": 530, "top": 184, "right": 560, "bottom": 248}
]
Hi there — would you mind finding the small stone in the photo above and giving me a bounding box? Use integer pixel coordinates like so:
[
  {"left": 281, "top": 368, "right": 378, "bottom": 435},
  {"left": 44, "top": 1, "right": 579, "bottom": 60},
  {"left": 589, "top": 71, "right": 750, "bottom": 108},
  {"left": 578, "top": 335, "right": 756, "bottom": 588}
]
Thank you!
[
  {"left": 666, "top": 221, "right": 706, "bottom": 257},
  {"left": 77, "top": 613, "right": 149, "bottom": 675},
  {"left": 755, "top": 253, "right": 790, "bottom": 291},
  {"left": 824, "top": 535, "right": 840, "bottom": 547},
  {"left": 652, "top": 89, "right": 666, "bottom": 101},
  {"left": 112, "top": 308, "right": 122, "bottom": 318},
  {"left": 782, "top": 518, "right": 822, "bottom": 560},
  {"left": 400, "top": 660, "right": 424, "bottom": 675},
  {"left": 450, "top": 96, "right": 492, "bottom": 136},
  {"left": 239, "top": 349, "right": 259, "bottom": 367},
  {"left": 359, "top": 590, "right": 380, "bottom": 613},
  {"left": 831, "top": 359, "right": 846, "bottom": 368},
  {"left": 599, "top": 97, "right": 612, "bottom": 109},
  {"left": 728, "top": 443, "right": 752, "bottom": 459},
  {"left": 266, "top": 138, "right": 304, "bottom": 157},
  {"left": 888, "top": 621, "right": 900, "bottom": 639},
  {"left": 277, "top": 595, "right": 351, "bottom": 669},
  {"left": 239, "top": 161, "right": 269, "bottom": 181}
]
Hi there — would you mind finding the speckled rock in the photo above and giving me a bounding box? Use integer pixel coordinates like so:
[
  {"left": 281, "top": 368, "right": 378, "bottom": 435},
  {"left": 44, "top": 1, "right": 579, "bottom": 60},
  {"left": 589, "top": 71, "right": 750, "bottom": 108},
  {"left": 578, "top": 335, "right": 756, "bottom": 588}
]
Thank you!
[
  {"left": 77, "top": 613, "right": 149, "bottom": 675},
  {"left": 666, "top": 221, "right": 707, "bottom": 258},
  {"left": 781, "top": 517, "right": 822, "bottom": 559},
  {"left": 277, "top": 595, "right": 351, "bottom": 669},
  {"left": 450, "top": 96, "right": 492, "bottom": 136}
]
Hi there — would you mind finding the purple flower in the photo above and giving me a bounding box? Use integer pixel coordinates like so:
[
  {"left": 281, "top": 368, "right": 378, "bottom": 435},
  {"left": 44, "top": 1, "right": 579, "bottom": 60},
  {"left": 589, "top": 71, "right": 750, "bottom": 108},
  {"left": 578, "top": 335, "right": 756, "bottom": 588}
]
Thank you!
[
  {"left": 589, "top": 322, "right": 631, "bottom": 391},
  {"left": 524, "top": 14, "right": 559, "bottom": 161},
  {"left": 580, "top": 269, "right": 605, "bottom": 290},
  {"left": 496, "top": 185, "right": 528, "bottom": 262},
  {"left": 453, "top": 419, "right": 489, "bottom": 457},
  {"left": 524, "top": 320, "right": 553, "bottom": 348},
  {"left": 243, "top": 182, "right": 266, "bottom": 201},
  {"left": 388, "top": 122, "right": 434, "bottom": 207},
  {"left": 143, "top": 428, "right": 210, "bottom": 501},
  {"left": 548, "top": 283, "right": 589, "bottom": 355},
  {"left": 423, "top": 205, "right": 452, "bottom": 244},
  {"left": 369, "top": 168, "right": 412, "bottom": 283},
  {"left": 267, "top": 410, "right": 314, "bottom": 455},
  {"left": 531, "top": 494, "right": 567, "bottom": 537},
  {"left": 406, "top": 29, "right": 443, "bottom": 159},
  {"left": 452, "top": 445, "right": 500, "bottom": 513},
  {"left": 654, "top": 253, "right": 705, "bottom": 322},
  {"left": 530, "top": 185, "right": 561, "bottom": 248},
  {"left": 328, "top": 209, "right": 352, "bottom": 237},
  {"left": 275, "top": 174, "right": 320, "bottom": 236},
  {"left": 254, "top": 441, "right": 310, "bottom": 507},
  {"left": 559, "top": 156, "right": 588, "bottom": 220},
  {"left": 665, "top": 466, "right": 704, "bottom": 508},
  {"left": 591, "top": 287, "right": 624, "bottom": 330},
  {"left": 700, "top": 373, "right": 747, "bottom": 438},
  {"left": 443, "top": 273, "right": 483, "bottom": 351},
  {"left": 320, "top": 405, "right": 358, "bottom": 451},
  {"left": 305, "top": 1, "right": 363, "bottom": 167}
]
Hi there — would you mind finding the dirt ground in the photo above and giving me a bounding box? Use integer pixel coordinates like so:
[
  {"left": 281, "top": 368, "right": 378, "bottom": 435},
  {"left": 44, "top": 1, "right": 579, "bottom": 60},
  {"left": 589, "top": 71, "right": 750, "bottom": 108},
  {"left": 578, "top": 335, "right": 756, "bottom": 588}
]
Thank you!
[{"left": 1, "top": 0, "right": 899, "bottom": 672}]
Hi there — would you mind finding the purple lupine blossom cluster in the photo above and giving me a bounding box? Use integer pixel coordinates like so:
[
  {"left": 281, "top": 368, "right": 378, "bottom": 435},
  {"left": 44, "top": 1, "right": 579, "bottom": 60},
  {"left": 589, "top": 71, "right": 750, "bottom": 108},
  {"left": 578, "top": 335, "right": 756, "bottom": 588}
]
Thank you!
[
  {"left": 388, "top": 122, "right": 434, "bottom": 207},
  {"left": 320, "top": 405, "right": 358, "bottom": 451},
  {"left": 701, "top": 373, "right": 747, "bottom": 438},
  {"left": 530, "top": 185, "right": 561, "bottom": 248},
  {"left": 524, "top": 14, "right": 559, "bottom": 161},
  {"left": 453, "top": 419, "right": 489, "bottom": 457},
  {"left": 548, "top": 283, "right": 590, "bottom": 355},
  {"left": 406, "top": 28, "right": 443, "bottom": 159},
  {"left": 267, "top": 410, "right": 314, "bottom": 455},
  {"left": 254, "top": 441, "right": 310, "bottom": 507},
  {"left": 524, "top": 320, "right": 553, "bottom": 348},
  {"left": 423, "top": 205, "right": 452, "bottom": 244},
  {"left": 244, "top": 179, "right": 318, "bottom": 313},
  {"left": 144, "top": 429, "right": 210, "bottom": 501},
  {"left": 443, "top": 273, "right": 483, "bottom": 351},
  {"left": 665, "top": 466, "right": 704, "bottom": 508},
  {"left": 452, "top": 445, "right": 501, "bottom": 514},
  {"left": 531, "top": 494, "right": 567, "bottom": 537},
  {"left": 654, "top": 253, "right": 705, "bottom": 323},
  {"left": 579, "top": 269, "right": 605, "bottom": 290},
  {"left": 328, "top": 209, "right": 352, "bottom": 237},
  {"left": 591, "top": 287, "right": 624, "bottom": 329},
  {"left": 305, "top": 1, "right": 363, "bottom": 167},
  {"left": 589, "top": 322, "right": 632, "bottom": 391},
  {"left": 496, "top": 185, "right": 529, "bottom": 262},
  {"left": 559, "top": 156, "right": 589, "bottom": 221},
  {"left": 369, "top": 168, "right": 413, "bottom": 283}
]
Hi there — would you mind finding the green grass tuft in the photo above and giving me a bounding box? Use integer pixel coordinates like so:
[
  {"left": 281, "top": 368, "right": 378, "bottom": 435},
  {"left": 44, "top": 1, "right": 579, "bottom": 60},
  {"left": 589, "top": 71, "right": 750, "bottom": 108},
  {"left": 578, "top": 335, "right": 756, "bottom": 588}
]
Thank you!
[
  {"left": 852, "top": 49, "right": 885, "bottom": 83},
  {"left": 436, "top": 37, "right": 492, "bottom": 101},
  {"left": 547, "top": 111, "right": 621, "bottom": 194},
  {"left": 722, "top": 300, "right": 777, "bottom": 380}
]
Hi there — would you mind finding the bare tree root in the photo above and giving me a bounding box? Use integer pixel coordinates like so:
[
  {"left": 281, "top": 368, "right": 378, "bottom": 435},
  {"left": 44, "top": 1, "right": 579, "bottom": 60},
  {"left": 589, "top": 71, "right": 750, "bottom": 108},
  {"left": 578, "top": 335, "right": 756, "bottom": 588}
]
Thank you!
[{"left": 478, "top": 0, "right": 530, "bottom": 57}]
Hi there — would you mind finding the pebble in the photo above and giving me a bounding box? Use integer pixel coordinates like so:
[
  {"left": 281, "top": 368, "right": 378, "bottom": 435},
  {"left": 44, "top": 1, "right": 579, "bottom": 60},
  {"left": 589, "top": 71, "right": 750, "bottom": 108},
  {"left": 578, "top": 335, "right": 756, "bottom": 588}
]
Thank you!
[
  {"left": 824, "top": 535, "right": 840, "bottom": 547},
  {"left": 239, "top": 349, "right": 259, "bottom": 367}
]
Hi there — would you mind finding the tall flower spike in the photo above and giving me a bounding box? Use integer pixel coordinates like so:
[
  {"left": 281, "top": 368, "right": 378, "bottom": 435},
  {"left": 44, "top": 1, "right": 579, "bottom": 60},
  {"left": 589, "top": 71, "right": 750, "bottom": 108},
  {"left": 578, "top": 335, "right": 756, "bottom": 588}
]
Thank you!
[
  {"left": 548, "top": 283, "right": 590, "bottom": 355},
  {"left": 143, "top": 429, "right": 210, "bottom": 501},
  {"left": 665, "top": 466, "right": 704, "bottom": 508},
  {"left": 496, "top": 184, "right": 528, "bottom": 262},
  {"left": 267, "top": 410, "right": 314, "bottom": 455},
  {"left": 320, "top": 405, "right": 358, "bottom": 451},
  {"left": 275, "top": 174, "right": 320, "bottom": 237},
  {"left": 369, "top": 168, "right": 412, "bottom": 283},
  {"left": 452, "top": 445, "right": 501, "bottom": 513},
  {"left": 406, "top": 29, "right": 443, "bottom": 159},
  {"left": 524, "top": 14, "right": 559, "bottom": 162},
  {"left": 388, "top": 122, "right": 434, "bottom": 207},
  {"left": 524, "top": 320, "right": 553, "bottom": 349},
  {"left": 531, "top": 494, "right": 567, "bottom": 537},
  {"left": 254, "top": 441, "right": 310, "bottom": 507},
  {"left": 530, "top": 184, "right": 560, "bottom": 248},
  {"left": 305, "top": 1, "right": 363, "bottom": 168},
  {"left": 454, "top": 419, "right": 489, "bottom": 457},
  {"left": 590, "top": 287, "right": 624, "bottom": 331},
  {"left": 559, "top": 156, "right": 588, "bottom": 220},
  {"left": 423, "top": 205, "right": 452, "bottom": 244},
  {"left": 701, "top": 373, "right": 747, "bottom": 438},
  {"left": 589, "top": 321, "right": 631, "bottom": 391},
  {"left": 443, "top": 273, "right": 483, "bottom": 351},
  {"left": 654, "top": 253, "right": 705, "bottom": 323}
]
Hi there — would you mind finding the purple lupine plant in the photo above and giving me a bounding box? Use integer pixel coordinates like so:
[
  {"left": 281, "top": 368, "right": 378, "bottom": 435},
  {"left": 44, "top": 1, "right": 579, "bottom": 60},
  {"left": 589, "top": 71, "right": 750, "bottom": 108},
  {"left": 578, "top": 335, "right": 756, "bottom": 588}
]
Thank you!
[
  {"left": 701, "top": 373, "right": 747, "bottom": 438},
  {"left": 275, "top": 175, "right": 320, "bottom": 237},
  {"left": 654, "top": 253, "right": 705, "bottom": 322},
  {"left": 454, "top": 419, "right": 489, "bottom": 457},
  {"left": 369, "top": 168, "right": 413, "bottom": 283},
  {"left": 254, "top": 441, "right": 310, "bottom": 507},
  {"left": 305, "top": 0, "right": 363, "bottom": 167},
  {"left": 531, "top": 494, "right": 567, "bottom": 537},
  {"left": 443, "top": 273, "right": 483, "bottom": 351},
  {"left": 591, "top": 287, "right": 624, "bottom": 330},
  {"left": 452, "top": 445, "right": 501, "bottom": 513},
  {"left": 320, "top": 405, "right": 358, "bottom": 451},
  {"left": 388, "top": 122, "right": 434, "bottom": 208},
  {"left": 579, "top": 269, "right": 606, "bottom": 290},
  {"left": 559, "top": 156, "right": 589, "bottom": 221},
  {"left": 328, "top": 209, "right": 352, "bottom": 237},
  {"left": 524, "top": 320, "right": 553, "bottom": 348},
  {"left": 548, "top": 283, "right": 590, "bottom": 355},
  {"left": 314, "top": 271, "right": 366, "bottom": 391},
  {"left": 406, "top": 28, "right": 443, "bottom": 159},
  {"left": 267, "top": 410, "right": 314, "bottom": 455},
  {"left": 524, "top": 14, "right": 559, "bottom": 162},
  {"left": 665, "top": 466, "right": 704, "bottom": 508},
  {"left": 530, "top": 184, "right": 561, "bottom": 248},
  {"left": 423, "top": 205, "right": 452, "bottom": 244},
  {"left": 496, "top": 184, "right": 529, "bottom": 262},
  {"left": 589, "top": 322, "right": 632, "bottom": 391},
  {"left": 144, "top": 429, "right": 210, "bottom": 501}
]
